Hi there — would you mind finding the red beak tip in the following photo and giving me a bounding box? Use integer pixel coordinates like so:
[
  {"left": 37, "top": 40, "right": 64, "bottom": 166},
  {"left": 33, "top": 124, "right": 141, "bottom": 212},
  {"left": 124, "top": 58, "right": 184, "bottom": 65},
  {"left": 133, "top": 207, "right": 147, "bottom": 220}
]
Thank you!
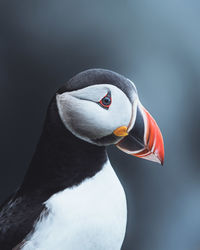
[
  {"left": 155, "top": 152, "right": 164, "bottom": 166},
  {"left": 160, "top": 160, "right": 164, "bottom": 166}
]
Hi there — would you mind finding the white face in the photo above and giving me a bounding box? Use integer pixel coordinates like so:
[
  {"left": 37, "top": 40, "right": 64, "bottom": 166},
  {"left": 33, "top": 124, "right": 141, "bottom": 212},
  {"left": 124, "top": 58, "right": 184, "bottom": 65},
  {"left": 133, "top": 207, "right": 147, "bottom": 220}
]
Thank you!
[{"left": 56, "top": 84, "right": 137, "bottom": 145}]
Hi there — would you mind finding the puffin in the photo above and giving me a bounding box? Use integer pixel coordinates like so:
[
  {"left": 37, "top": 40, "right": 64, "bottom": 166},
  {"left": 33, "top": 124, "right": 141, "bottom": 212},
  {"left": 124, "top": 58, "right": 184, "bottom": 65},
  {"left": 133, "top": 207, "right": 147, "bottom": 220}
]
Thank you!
[{"left": 0, "top": 69, "right": 164, "bottom": 250}]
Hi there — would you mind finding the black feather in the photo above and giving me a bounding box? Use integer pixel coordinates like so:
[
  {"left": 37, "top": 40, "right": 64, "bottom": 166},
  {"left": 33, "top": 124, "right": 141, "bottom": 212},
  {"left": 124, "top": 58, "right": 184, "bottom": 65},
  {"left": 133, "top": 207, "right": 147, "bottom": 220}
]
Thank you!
[{"left": 0, "top": 96, "right": 107, "bottom": 249}]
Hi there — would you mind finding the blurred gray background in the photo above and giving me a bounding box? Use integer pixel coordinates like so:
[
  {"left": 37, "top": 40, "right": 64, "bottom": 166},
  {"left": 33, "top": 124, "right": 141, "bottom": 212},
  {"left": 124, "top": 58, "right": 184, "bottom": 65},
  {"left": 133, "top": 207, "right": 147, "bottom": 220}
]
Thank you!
[{"left": 0, "top": 0, "right": 200, "bottom": 249}]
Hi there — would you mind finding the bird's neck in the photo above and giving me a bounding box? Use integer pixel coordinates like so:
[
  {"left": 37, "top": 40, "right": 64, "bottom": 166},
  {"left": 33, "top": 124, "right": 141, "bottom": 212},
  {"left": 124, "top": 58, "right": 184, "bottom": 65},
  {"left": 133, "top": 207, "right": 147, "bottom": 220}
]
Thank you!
[{"left": 20, "top": 98, "right": 107, "bottom": 199}]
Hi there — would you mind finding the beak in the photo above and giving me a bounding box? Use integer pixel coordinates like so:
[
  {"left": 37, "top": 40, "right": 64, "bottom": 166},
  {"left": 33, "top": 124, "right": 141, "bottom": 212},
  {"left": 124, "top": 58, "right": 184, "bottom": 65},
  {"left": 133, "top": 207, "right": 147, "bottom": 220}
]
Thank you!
[{"left": 116, "top": 102, "right": 164, "bottom": 165}]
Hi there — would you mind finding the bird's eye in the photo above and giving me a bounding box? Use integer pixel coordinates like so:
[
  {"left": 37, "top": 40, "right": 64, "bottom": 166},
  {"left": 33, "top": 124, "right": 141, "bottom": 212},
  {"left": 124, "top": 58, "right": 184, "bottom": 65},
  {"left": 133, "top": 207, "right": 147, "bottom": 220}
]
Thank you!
[{"left": 99, "top": 92, "right": 112, "bottom": 109}]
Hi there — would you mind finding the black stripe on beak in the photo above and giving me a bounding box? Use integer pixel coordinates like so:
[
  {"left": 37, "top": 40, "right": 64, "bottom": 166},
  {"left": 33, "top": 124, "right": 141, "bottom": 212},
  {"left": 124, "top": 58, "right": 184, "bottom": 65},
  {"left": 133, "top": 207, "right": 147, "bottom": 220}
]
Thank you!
[{"left": 117, "top": 106, "right": 145, "bottom": 151}]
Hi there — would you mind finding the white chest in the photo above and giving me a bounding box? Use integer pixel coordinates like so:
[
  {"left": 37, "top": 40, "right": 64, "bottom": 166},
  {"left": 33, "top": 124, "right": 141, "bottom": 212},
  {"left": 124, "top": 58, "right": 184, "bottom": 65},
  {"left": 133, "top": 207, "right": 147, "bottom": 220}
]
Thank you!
[{"left": 22, "top": 161, "right": 127, "bottom": 250}]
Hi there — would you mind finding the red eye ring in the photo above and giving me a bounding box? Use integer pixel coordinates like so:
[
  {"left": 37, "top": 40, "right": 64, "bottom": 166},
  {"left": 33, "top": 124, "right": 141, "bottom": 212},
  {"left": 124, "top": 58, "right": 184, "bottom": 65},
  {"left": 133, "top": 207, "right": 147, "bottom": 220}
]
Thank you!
[{"left": 99, "top": 92, "right": 112, "bottom": 109}]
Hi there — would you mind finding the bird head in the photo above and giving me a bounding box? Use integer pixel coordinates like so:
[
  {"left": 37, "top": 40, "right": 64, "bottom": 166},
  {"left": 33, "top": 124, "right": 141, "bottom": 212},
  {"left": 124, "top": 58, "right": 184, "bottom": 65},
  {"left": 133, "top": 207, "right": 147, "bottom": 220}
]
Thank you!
[{"left": 56, "top": 69, "right": 164, "bottom": 165}]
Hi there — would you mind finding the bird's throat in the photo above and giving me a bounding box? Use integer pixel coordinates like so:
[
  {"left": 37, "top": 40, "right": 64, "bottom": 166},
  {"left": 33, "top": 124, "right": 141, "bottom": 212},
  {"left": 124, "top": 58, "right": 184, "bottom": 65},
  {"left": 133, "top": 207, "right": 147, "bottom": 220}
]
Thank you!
[{"left": 20, "top": 97, "right": 107, "bottom": 200}]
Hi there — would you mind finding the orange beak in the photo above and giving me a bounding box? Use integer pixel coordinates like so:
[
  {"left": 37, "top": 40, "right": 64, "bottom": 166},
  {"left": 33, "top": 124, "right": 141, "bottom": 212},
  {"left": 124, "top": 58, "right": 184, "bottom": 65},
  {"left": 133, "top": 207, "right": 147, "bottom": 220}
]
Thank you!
[{"left": 116, "top": 103, "right": 164, "bottom": 165}]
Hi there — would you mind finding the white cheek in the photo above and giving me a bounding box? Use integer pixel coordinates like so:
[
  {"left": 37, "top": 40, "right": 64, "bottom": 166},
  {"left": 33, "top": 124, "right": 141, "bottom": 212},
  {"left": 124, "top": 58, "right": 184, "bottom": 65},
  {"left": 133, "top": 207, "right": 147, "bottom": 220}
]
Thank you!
[
  {"left": 69, "top": 100, "right": 112, "bottom": 138},
  {"left": 108, "top": 95, "right": 132, "bottom": 130},
  {"left": 56, "top": 85, "right": 133, "bottom": 143},
  {"left": 57, "top": 94, "right": 111, "bottom": 140}
]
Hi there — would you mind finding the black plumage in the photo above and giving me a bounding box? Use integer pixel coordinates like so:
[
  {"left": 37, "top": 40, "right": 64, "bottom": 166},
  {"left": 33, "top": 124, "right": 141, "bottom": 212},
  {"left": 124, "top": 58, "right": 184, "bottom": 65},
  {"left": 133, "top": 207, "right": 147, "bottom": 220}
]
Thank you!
[
  {"left": 0, "top": 95, "right": 107, "bottom": 249},
  {"left": 0, "top": 69, "right": 135, "bottom": 249}
]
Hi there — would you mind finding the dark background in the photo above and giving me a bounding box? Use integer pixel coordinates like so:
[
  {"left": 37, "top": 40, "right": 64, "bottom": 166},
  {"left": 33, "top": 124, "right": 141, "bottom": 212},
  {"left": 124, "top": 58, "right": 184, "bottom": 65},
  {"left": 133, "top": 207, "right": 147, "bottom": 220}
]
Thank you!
[{"left": 0, "top": 1, "right": 200, "bottom": 249}]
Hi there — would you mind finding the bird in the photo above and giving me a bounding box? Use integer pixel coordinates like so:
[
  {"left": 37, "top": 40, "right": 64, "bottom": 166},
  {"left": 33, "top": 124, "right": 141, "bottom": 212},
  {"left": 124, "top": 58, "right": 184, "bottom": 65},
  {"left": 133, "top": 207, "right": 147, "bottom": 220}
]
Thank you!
[{"left": 0, "top": 69, "right": 164, "bottom": 250}]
